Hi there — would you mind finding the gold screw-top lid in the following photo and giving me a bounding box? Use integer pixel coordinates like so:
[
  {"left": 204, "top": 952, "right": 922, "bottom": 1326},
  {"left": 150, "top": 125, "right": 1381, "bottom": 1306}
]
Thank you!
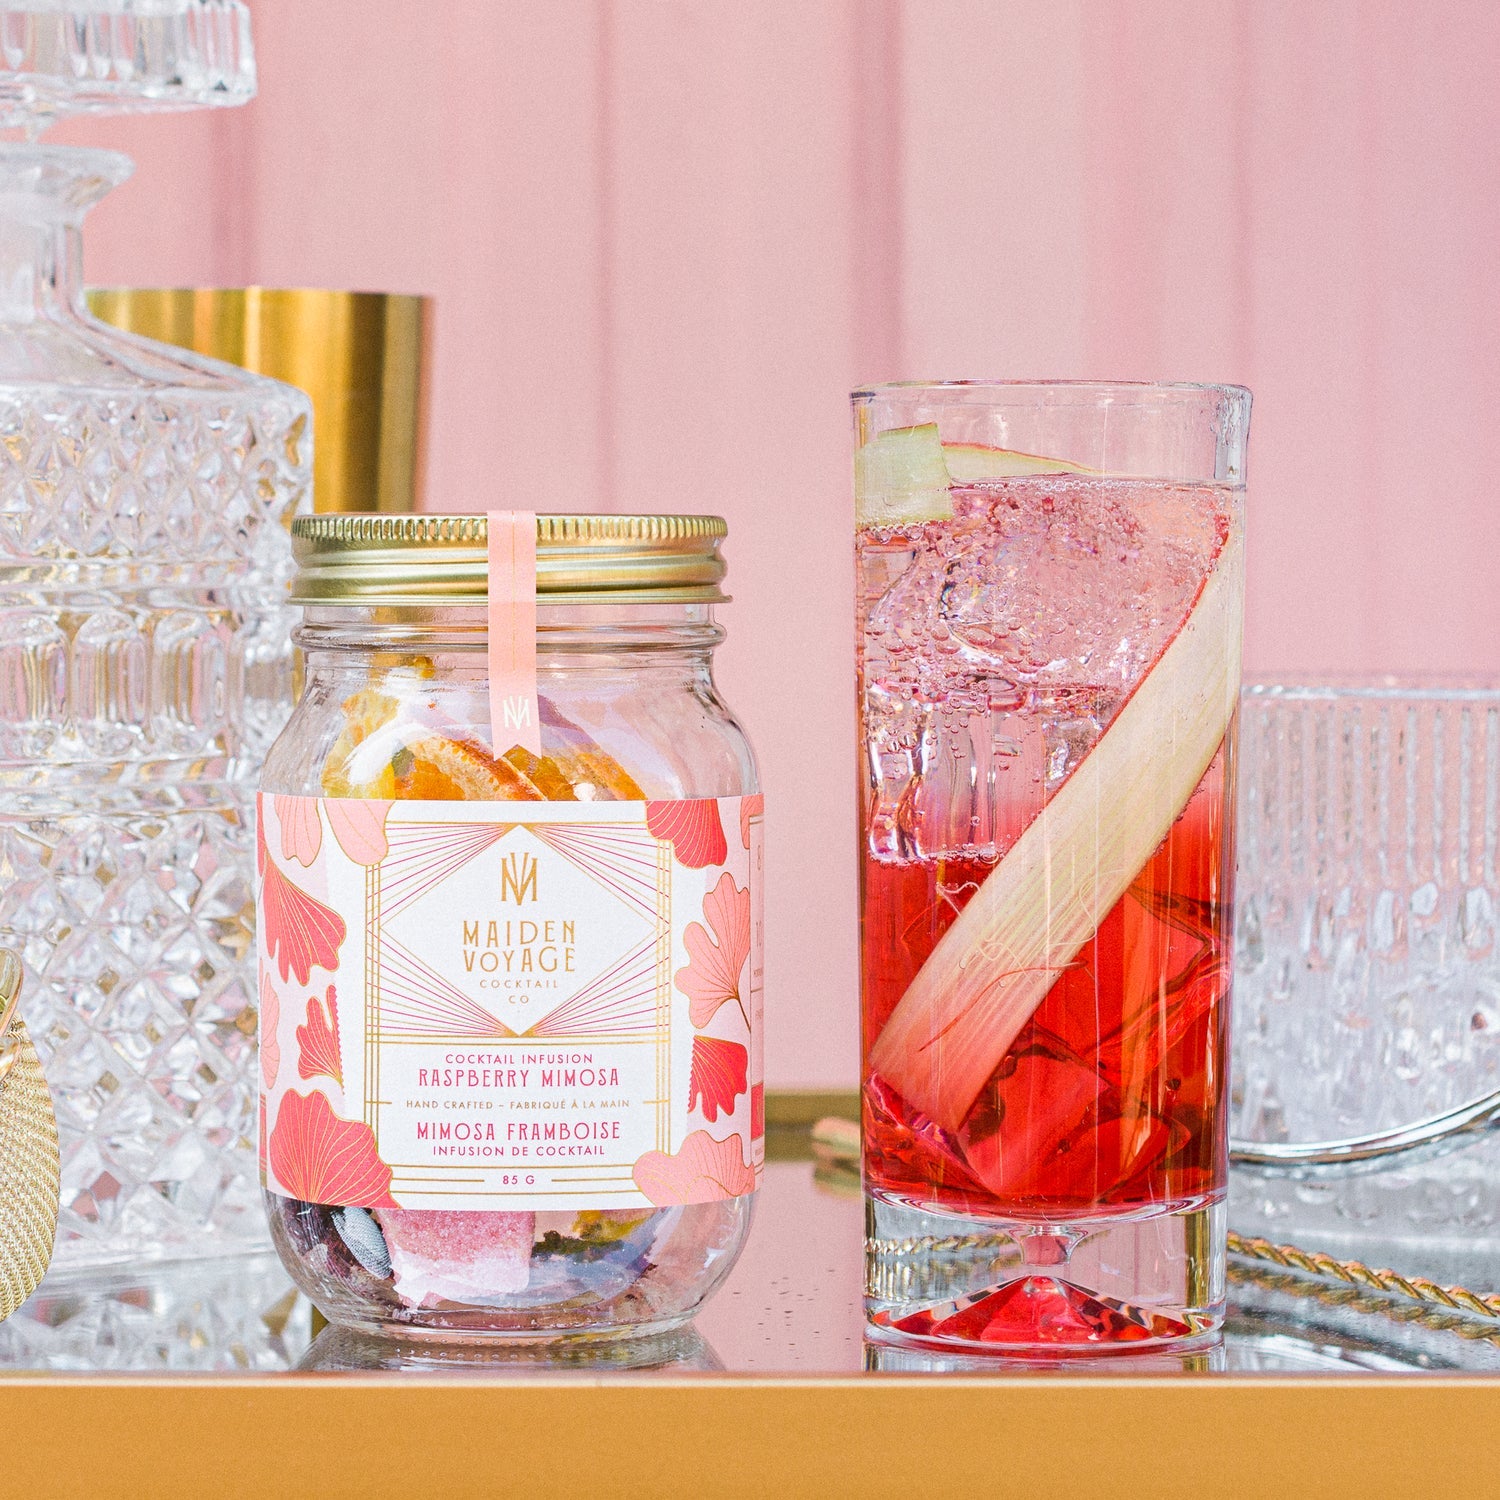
[{"left": 289, "top": 512, "right": 730, "bottom": 605}]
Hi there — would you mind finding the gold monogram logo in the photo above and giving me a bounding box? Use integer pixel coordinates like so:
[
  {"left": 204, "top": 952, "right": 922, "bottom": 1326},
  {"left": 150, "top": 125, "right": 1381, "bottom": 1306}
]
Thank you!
[{"left": 499, "top": 850, "right": 539, "bottom": 904}]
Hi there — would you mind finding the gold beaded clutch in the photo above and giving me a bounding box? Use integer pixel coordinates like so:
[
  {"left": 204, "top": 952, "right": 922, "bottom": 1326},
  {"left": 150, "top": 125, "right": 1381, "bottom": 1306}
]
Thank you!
[{"left": 0, "top": 949, "right": 58, "bottom": 1319}]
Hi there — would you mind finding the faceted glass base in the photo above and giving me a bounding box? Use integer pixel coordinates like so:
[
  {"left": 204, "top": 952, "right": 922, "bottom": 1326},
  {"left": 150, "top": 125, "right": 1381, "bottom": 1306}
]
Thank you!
[
  {"left": 865, "top": 1332, "right": 1227, "bottom": 1373},
  {"left": 865, "top": 1192, "right": 1225, "bottom": 1354},
  {"left": 6, "top": 795, "right": 266, "bottom": 1268}
]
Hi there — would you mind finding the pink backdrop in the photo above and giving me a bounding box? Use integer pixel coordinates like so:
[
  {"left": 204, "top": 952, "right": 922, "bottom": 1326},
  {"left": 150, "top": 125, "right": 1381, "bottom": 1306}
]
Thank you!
[{"left": 58, "top": 1, "right": 1500, "bottom": 1088}]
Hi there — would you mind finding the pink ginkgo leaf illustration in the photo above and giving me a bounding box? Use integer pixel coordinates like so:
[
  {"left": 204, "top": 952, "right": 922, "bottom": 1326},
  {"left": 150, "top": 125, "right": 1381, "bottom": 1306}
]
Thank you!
[
  {"left": 632, "top": 1129, "right": 755, "bottom": 1206},
  {"left": 274, "top": 794, "right": 322, "bottom": 867},
  {"left": 268, "top": 1088, "right": 396, "bottom": 1208},
  {"left": 327, "top": 798, "right": 391, "bottom": 866},
  {"left": 739, "top": 792, "right": 763, "bottom": 850},
  {"left": 688, "top": 1035, "right": 748, "bottom": 1123},
  {"left": 751, "top": 1081, "right": 765, "bottom": 1141},
  {"left": 260, "top": 967, "right": 280, "bottom": 1090},
  {"left": 258, "top": 819, "right": 346, "bottom": 986},
  {"left": 296, "top": 983, "right": 343, "bottom": 1086},
  {"left": 675, "top": 871, "right": 751, "bottom": 1030},
  {"left": 647, "top": 799, "right": 728, "bottom": 869}
]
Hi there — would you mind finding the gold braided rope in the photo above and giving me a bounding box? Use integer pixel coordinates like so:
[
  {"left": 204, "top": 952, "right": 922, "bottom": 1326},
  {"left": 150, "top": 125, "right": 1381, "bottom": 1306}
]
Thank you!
[
  {"left": 0, "top": 1014, "right": 60, "bottom": 1320},
  {"left": 1226, "top": 1231, "right": 1500, "bottom": 1325},
  {"left": 1226, "top": 1257, "right": 1500, "bottom": 1349}
]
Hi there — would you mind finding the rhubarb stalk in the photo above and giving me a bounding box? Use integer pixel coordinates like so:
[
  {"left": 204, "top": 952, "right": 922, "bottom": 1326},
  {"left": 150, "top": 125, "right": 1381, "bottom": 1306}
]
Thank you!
[{"left": 868, "top": 525, "right": 1243, "bottom": 1134}]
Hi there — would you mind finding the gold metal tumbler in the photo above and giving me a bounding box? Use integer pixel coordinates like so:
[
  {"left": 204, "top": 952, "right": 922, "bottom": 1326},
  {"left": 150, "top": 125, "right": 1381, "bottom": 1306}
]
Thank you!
[{"left": 87, "top": 288, "right": 430, "bottom": 515}]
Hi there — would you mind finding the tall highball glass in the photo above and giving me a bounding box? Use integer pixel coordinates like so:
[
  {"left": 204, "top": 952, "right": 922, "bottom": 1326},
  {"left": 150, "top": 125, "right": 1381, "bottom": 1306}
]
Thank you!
[{"left": 855, "top": 382, "right": 1250, "bottom": 1350}]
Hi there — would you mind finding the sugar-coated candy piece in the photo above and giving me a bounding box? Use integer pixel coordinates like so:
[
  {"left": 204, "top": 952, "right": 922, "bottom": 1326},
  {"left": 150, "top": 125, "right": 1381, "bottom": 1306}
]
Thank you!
[{"left": 376, "top": 1208, "right": 536, "bottom": 1307}]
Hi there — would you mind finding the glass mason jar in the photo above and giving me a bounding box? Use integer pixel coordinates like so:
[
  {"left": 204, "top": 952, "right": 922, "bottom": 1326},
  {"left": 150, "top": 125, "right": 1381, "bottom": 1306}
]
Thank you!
[{"left": 258, "top": 513, "right": 763, "bottom": 1339}]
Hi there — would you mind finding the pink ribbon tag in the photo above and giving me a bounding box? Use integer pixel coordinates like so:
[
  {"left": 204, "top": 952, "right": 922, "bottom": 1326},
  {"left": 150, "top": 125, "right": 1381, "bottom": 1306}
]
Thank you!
[{"left": 487, "top": 510, "right": 541, "bottom": 757}]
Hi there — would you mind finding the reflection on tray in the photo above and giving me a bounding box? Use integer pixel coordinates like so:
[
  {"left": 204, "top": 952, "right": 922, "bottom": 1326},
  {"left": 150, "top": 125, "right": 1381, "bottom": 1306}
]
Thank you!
[
  {"left": 866, "top": 1335, "right": 1229, "bottom": 1374},
  {"left": 2, "top": 1161, "right": 1500, "bottom": 1376},
  {"left": 0, "top": 1252, "right": 316, "bottom": 1372},
  {"left": 1227, "top": 1254, "right": 1500, "bottom": 1373},
  {"left": 299, "top": 1323, "right": 722, "bottom": 1374}
]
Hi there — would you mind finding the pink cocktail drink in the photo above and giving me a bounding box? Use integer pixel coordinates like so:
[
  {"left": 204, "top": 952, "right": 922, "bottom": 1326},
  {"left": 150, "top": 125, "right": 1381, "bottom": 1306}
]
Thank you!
[{"left": 854, "top": 385, "right": 1248, "bottom": 1351}]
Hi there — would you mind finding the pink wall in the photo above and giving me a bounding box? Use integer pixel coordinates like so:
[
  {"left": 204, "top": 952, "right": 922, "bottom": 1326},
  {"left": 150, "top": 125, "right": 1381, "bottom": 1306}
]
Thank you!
[{"left": 58, "top": 1, "right": 1500, "bottom": 1088}]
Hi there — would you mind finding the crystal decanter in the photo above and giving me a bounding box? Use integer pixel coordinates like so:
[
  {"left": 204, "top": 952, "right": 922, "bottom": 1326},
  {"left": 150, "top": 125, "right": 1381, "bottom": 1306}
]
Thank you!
[{"left": 0, "top": 2, "right": 310, "bottom": 1267}]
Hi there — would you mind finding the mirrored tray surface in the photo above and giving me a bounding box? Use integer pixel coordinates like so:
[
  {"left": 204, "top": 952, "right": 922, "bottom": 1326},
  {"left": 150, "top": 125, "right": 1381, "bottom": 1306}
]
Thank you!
[{"left": 3, "top": 1110, "right": 1499, "bottom": 1499}]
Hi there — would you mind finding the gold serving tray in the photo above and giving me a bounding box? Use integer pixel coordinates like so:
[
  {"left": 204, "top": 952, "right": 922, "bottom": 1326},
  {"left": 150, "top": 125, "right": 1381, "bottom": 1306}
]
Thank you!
[{"left": 1, "top": 1093, "right": 1497, "bottom": 1500}]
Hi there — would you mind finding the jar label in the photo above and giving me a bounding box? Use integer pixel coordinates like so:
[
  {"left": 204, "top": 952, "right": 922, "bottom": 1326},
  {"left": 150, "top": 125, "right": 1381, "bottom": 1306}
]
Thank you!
[{"left": 256, "top": 792, "right": 764, "bottom": 1211}]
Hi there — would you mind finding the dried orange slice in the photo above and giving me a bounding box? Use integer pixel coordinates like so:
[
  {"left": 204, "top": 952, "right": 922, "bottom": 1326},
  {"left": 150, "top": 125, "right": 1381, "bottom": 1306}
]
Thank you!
[
  {"left": 535, "top": 696, "right": 648, "bottom": 800},
  {"left": 503, "top": 747, "right": 578, "bottom": 801},
  {"left": 550, "top": 745, "right": 645, "bottom": 801},
  {"left": 323, "top": 683, "right": 645, "bottom": 804},
  {"left": 506, "top": 742, "right": 645, "bottom": 801},
  {"left": 396, "top": 734, "right": 545, "bottom": 801}
]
